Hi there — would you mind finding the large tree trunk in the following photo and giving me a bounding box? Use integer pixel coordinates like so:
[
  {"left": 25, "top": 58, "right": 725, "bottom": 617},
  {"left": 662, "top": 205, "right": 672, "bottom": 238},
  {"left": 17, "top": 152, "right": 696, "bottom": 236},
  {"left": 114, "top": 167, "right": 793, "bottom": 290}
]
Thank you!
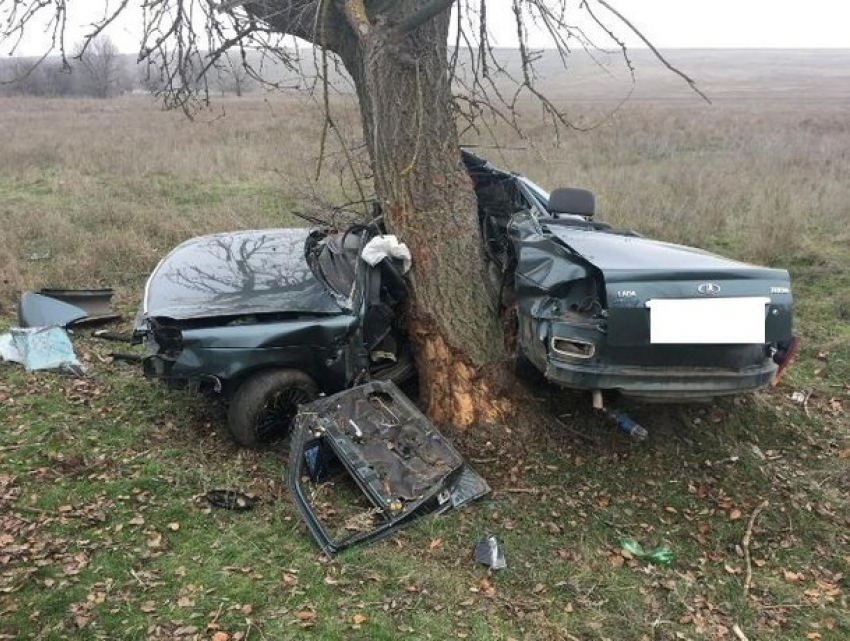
[{"left": 335, "top": 3, "right": 512, "bottom": 427}]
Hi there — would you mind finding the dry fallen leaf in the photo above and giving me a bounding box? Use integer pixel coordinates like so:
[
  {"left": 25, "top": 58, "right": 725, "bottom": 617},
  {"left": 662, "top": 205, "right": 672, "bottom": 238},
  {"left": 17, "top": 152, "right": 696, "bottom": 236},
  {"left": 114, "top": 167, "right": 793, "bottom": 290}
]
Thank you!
[
  {"left": 609, "top": 554, "right": 625, "bottom": 568},
  {"left": 211, "top": 632, "right": 229, "bottom": 641},
  {"left": 295, "top": 610, "right": 316, "bottom": 622},
  {"left": 478, "top": 576, "right": 496, "bottom": 597}
]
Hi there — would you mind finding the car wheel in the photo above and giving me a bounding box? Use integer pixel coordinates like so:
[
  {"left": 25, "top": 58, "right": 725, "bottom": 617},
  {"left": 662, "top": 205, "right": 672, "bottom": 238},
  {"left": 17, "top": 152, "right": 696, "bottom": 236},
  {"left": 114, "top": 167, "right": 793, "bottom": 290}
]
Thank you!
[{"left": 227, "top": 370, "right": 318, "bottom": 448}]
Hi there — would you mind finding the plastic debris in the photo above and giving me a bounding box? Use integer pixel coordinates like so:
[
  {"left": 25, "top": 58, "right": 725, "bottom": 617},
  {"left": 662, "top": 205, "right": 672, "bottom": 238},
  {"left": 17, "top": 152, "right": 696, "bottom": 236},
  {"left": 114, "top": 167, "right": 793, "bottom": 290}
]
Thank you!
[
  {"left": 205, "top": 490, "right": 257, "bottom": 511},
  {"left": 474, "top": 534, "right": 507, "bottom": 571},
  {"left": 790, "top": 391, "right": 807, "bottom": 405},
  {"left": 619, "top": 538, "right": 674, "bottom": 566},
  {"left": 361, "top": 235, "right": 412, "bottom": 273},
  {"left": 0, "top": 333, "right": 23, "bottom": 364},
  {"left": 10, "top": 327, "right": 84, "bottom": 375},
  {"left": 607, "top": 410, "right": 649, "bottom": 440}
]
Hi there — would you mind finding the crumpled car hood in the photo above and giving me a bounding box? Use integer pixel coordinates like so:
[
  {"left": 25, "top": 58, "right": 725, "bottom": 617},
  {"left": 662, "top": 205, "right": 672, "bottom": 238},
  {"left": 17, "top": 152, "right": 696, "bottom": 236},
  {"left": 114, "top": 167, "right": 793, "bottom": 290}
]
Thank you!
[{"left": 142, "top": 228, "right": 344, "bottom": 321}]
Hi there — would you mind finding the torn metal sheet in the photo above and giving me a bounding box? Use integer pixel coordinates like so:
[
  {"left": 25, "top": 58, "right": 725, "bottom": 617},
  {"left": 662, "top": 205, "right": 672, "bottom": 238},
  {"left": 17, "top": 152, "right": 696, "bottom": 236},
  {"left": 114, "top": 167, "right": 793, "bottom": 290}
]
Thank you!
[
  {"left": 288, "top": 381, "right": 490, "bottom": 557},
  {"left": 38, "top": 289, "right": 116, "bottom": 321},
  {"left": 18, "top": 292, "right": 88, "bottom": 328},
  {"left": 474, "top": 534, "right": 507, "bottom": 571},
  {"left": 18, "top": 289, "right": 119, "bottom": 328}
]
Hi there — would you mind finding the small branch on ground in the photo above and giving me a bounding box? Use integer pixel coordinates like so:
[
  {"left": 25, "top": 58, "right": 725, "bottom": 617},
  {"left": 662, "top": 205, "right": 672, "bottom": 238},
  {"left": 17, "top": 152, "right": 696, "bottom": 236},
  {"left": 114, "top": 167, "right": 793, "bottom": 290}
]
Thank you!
[
  {"left": 743, "top": 499, "right": 769, "bottom": 599},
  {"left": 732, "top": 623, "right": 749, "bottom": 641}
]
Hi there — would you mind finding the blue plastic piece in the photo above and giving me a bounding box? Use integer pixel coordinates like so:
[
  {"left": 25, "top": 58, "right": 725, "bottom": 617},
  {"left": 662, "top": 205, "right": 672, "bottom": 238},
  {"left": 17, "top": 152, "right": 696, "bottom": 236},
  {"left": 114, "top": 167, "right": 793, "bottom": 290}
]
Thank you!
[{"left": 608, "top": 410, "right": 649, "bottom": 440}]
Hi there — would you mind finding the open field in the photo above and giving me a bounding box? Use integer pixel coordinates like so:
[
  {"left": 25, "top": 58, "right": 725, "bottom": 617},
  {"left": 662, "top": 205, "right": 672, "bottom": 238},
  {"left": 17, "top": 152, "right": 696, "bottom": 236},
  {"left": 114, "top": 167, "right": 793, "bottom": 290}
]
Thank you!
[{"left": 1, "top": 50, "right": 849, "bottom": 640}]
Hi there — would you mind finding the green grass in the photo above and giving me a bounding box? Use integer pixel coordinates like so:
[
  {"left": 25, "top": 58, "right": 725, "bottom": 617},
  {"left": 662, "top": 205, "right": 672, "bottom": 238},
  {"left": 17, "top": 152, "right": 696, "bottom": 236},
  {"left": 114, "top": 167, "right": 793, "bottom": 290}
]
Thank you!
[
  {"left": 2, "top": 333, "right": 846, "bottom": 639},
  {"left": 1, "top": 95, "right": 848, "bottom": 639}
]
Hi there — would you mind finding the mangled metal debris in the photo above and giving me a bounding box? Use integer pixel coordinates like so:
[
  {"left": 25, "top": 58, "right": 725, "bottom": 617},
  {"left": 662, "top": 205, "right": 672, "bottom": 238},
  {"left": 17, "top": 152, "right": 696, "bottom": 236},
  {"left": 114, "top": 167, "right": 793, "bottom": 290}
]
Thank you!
[
  {"left": 18, "top": 288, "right": 118, "bottom": 329},
  {"left": 288, "top": 381, "right": 490, "bottom": 556},
  {"left": 474, "top": 534, "right": 507, "bottom": 571}
]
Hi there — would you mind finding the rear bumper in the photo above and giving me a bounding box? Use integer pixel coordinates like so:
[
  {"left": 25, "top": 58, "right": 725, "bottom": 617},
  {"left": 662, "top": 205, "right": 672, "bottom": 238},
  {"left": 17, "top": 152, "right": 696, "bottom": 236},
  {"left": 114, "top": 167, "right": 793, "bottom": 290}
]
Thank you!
[{"left": 543, "top": 357, "right": 777, "bottom": 400}]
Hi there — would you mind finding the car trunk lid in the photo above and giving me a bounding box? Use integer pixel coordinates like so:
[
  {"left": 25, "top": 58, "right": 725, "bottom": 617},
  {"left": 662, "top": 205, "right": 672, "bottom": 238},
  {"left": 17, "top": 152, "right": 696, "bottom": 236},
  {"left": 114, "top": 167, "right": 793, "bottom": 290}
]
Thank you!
[{"left": 546, "top": 227, "right": 793, "bottom": 346}]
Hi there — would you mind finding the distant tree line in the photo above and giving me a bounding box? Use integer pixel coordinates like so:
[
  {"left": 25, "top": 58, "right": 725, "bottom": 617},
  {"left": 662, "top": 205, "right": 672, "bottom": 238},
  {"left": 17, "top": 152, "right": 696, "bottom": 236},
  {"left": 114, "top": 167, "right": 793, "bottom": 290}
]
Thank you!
[{"left": 0, "top": 36, "right": 255, "bottom": 99}]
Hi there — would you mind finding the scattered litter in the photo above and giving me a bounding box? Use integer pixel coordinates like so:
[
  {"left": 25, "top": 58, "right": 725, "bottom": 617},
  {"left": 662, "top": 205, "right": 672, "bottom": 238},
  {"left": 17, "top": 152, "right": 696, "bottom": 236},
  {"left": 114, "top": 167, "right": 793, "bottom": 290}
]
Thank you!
[
  {"left": 0, "top": 333, "right": 23, "bottom": 364},
  {"left": 790, "top": 391, "right": 807, "bottom": 404},
  {"left": 361, "top": 235, "right": 412, "bottom": 273},
  {"left": 25, "top": 250, "right": 51, "bottom": 261},
  {"left": 749, "top": 444, "right": 767, "bottom": 461},
  {"left": 619, "top": 538, "right": 674, "bottom": 566},
  {"left": 474, "top": 534, "right": 507, "bottom": 571},
  {"left": 9, "top": 327, "right": 84, "bottom": 375},
  {"left": 205, "top": 490, "right": 257, "bottom": 511},
  {"left": 605, "top": 410, "right": 649, "bottom": 440}
]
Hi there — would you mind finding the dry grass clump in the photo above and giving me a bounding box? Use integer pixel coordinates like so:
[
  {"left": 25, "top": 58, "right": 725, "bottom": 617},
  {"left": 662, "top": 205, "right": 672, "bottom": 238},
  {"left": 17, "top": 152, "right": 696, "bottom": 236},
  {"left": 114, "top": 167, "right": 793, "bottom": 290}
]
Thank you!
[
  {"left": 1, "top": 93, "right": 848, "bottom": 312},
  {"left": 487, "top": 101, "right": 850, "bottom": 267},
  {"left": 0, "top": 94, "right": 361, "bottom": 310}
]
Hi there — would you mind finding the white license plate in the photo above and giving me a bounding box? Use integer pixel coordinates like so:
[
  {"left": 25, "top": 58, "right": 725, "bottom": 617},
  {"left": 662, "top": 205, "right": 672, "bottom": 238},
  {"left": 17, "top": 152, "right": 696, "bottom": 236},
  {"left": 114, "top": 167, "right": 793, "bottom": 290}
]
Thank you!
[{"left": 646, "top": 297, "right": 770, "bottom": 344}]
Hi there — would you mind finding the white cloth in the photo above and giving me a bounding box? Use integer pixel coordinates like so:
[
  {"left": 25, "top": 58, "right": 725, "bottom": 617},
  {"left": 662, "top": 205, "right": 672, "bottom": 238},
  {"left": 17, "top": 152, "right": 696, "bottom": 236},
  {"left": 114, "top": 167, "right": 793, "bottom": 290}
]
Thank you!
[{"left": 361, "top": 235, "right": 412, "bottom": 273}]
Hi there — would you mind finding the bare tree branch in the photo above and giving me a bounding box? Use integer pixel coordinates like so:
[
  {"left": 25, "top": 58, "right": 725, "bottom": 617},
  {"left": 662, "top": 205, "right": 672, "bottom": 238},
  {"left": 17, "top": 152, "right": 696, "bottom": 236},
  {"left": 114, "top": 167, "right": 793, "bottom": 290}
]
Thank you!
[
  {"left": 593, "top": 0, "right": 711, "bottom": 104},
  {"left": 1, "top": 1, "right": 710, "bottom": 131}
]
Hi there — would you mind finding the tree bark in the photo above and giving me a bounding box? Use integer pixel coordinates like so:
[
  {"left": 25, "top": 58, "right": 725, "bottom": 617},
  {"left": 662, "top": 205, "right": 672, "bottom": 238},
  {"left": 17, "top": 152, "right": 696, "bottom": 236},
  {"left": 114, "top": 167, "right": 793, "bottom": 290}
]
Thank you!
[{"left": 336, "top": 1, "right": 511, "bottom": 427}]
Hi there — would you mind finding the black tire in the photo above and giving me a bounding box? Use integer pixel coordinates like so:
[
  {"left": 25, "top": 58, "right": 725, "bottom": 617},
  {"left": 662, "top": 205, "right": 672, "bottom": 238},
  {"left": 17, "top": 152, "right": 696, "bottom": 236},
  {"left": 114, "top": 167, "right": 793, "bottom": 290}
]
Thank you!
[{"left": 227, "top": 369, "right": 318, "bottom": 449}]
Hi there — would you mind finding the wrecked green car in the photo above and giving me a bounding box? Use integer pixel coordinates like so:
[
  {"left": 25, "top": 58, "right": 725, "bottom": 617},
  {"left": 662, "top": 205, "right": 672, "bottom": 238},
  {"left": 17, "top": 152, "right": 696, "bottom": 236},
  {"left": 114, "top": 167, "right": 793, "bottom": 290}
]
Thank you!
[
  {"left": 135, "top": 152, "right": 797, "bottom": 447},
  {"left": 134, "top": 224, "right": 411, "bottom": 447}
]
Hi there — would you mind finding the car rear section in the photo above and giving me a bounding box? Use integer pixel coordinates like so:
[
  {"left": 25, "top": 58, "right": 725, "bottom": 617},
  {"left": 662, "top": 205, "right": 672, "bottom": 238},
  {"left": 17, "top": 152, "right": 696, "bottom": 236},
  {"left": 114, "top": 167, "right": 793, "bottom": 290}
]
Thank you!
[{"left": 514, "top": 222, "right": 795, "bottom": 401}]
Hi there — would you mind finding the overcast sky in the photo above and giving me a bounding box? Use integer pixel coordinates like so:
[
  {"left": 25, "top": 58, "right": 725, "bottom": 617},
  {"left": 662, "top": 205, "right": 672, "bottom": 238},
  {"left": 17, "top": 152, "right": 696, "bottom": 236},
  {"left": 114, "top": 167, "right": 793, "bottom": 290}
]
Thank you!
[
  {"left": 609, "top": 0, "right": 849, "bottom": 48},
  {"left": 5, "top": 0, "right": 850, "bottom": 56}
]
